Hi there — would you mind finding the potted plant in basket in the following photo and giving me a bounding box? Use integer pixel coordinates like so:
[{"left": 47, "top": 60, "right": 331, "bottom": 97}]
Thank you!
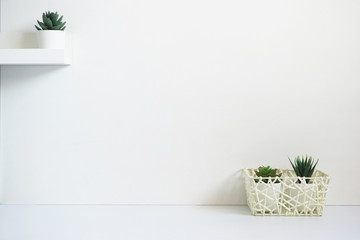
[
  {"left": 288, "top": 155, "right": 319, "bottom": 213},
  {"left": 254, "top": 166, "right": 282, "bottom": 212},
  {"left": 35, "top": 11, "right": 67, "bottom": 49}
]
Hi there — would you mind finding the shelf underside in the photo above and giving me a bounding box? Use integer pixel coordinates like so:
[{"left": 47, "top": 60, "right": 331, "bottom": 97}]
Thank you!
[{"left": 0, "top": 49, "right": 71, "bottom": 65}]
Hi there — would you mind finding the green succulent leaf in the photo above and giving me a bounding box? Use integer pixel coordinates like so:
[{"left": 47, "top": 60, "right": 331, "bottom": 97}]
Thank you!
[
  {"left": 56, "top": 16, "right": 64, "bottom": 26},
  {"left": 37, "top": 20, "right": 48, "bottom": 30},
  {"left": 289, "top": 155, "right": 319, "bottom": 183},
  {"left": 36, "top": 11, "right": 66, "bottom": 31},
  {"left": 254, "top": 166, "right": 282, "bottom": 184},
  {"left": 45, "top": 17, "right": 53, "bottom": 28},
  {"left": 58, "top": 22, "right": 66, "bottom": 29},
  {"left": 49, "top": 12, "right": 58, "bottom": 24},
  {"left": 52, "top": 25, "right": 61, "bottom": 30},
  {"left": 42, "top": 13, "right": 52, "bottom": 28}
]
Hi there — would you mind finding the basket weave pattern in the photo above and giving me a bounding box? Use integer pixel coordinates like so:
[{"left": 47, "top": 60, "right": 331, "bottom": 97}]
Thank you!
[{"left": 244, "top": 169, "right": 330, "bottom": 216}]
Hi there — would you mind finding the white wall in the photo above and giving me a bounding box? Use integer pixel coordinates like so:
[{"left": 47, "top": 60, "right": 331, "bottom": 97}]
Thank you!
[{"left": 1, "top": 0, "right": 360, "bottom": 205}]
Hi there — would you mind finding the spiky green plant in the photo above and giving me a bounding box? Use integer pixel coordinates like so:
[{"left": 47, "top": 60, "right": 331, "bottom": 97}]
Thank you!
[
  {"left": 35, "top": 11, "right": 66, "bottom": 31},
  {"left": 254, "top": 166, "right": 282, "bottom": 183},
  {"left": 289, "top": 155, "right": 319, "bottom": 183}
]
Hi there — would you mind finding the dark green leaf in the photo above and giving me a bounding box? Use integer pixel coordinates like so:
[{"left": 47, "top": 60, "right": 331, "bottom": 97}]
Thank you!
[
  {"left": 37, "top": 20, "right": 48, "bottom": 30},
  {"left": 56, "top": 16, "right": 64, "bottom": 26}
]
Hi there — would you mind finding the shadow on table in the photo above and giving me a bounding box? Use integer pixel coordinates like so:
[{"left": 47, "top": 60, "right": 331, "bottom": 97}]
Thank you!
[
  {"left": 205, "top": 169, "right": 251, "bottom": 215},
  {"left": 204, "top": 205, "right": 252, "bottom": 216}
]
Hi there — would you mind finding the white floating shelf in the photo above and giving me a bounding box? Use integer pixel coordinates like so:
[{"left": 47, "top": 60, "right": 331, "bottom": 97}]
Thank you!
[{"left": 0, "top": 32, "right": 72, "bottom": 65}]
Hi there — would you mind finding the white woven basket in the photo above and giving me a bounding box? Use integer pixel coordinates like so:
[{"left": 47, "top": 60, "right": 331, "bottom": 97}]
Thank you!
[{"left": 244, "top": 168, "right": 330, "bottom": 216}]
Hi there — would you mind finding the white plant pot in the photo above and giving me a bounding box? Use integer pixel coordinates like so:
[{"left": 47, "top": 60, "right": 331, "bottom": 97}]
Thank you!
[
  {"left": 289, "top": 182, "right": 317, "bottom": 213},
  {"left": 256, "top": 182, "right": 281, "bottom": 212},
  {"left": 37, "top": 30, "right": 66, "bottom": 49}
]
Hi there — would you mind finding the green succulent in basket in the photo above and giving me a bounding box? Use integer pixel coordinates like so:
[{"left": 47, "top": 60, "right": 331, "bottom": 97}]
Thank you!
[
  {"left": 254, "top": 166, "right": 282, "bottom": 183},
  {"left": 289, "top": 155, "right": 319, "bottom": 183},
  {"left": 35, "top": 11, "right": 66, "bottom": 31}
]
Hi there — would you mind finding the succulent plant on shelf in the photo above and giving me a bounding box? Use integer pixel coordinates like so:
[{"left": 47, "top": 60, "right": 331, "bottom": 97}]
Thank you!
[
  {"left": 254, "top": 166, "right": 282, "bottom": 183},
  {"left": 35, "top": 11, "right": 66, "bottom": 31},
  {"left": 289, "top": 155, "right": 319, "bottom": 183}
]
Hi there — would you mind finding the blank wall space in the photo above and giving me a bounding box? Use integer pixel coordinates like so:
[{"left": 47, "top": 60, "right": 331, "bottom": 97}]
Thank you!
[{"left": 1, "top": 0, "right": 360, "bottom": 204}]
